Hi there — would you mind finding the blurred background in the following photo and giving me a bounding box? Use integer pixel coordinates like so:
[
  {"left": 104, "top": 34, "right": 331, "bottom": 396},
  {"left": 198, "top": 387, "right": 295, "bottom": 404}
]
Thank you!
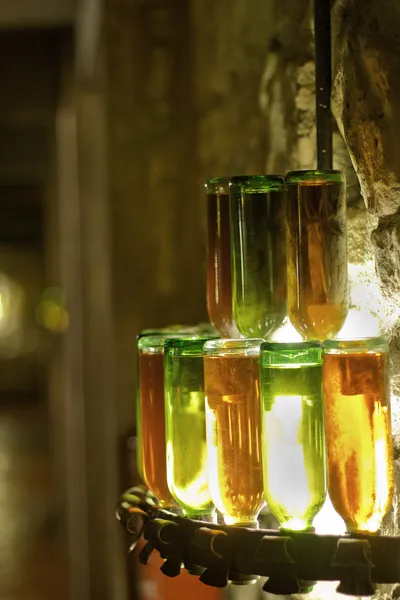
[{"left": 0, "top": 1, "right": 324, "bottom": 600}]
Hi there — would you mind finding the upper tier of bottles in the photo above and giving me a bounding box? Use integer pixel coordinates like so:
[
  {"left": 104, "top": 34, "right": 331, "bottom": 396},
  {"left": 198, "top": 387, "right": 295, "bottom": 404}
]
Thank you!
[{"left": 206, "top": 170, "right": 348, "bottom": 341}]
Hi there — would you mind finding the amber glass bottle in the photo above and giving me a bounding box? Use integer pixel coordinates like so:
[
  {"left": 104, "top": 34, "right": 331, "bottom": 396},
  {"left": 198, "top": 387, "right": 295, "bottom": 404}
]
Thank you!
[
  {"left": 323, "top": 338, "right": 394, "bottom": 533},
  {"left": 230, "top": 175, "right": 287, "bottom": 338},
  {"left": 136, "top": 330, "right": 164, "bottom": 482},
  {"left": 136, "top": 325, "right": 217, "bottom": 480},
  {"left": 137, "top": 334, "right": 183, "bottom": 508},
  {"left": 203, "top": 338, "right": 264, "bottom": 527},
  {"left": 286, "top": 170, "right": 348, "bottom": 340},
  {"left": 206, "top": 177, "right": 239, "bottom": 338}
]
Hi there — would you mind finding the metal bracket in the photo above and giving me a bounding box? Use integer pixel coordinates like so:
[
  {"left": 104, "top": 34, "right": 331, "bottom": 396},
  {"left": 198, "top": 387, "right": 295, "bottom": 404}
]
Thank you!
[
  {"left": 331, "top": 537, "right": 375, "bottom": 596},
  {"left": 254, "top": 535, "right": 307, "bottom": 595},
  {"left": 190, "top": 527, "right": 232, "bottom": 587}
]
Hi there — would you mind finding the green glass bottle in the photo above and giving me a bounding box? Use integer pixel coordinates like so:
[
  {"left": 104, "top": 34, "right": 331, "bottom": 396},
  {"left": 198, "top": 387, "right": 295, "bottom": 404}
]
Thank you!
[
  {"left": 164, "top": 336, "right": 215, "bottom": 518},
  {"left": 260, "top": 341, "right": 326, "bottom": 531},
  {"left": 229, "top": 175, "right": 287, "bottom": 339}
]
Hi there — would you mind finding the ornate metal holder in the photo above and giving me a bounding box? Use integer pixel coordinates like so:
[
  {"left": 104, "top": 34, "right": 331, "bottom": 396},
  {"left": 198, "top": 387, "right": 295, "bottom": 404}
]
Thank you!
[{"left": 116, "top": 486, "right": 400, "bottom": 597}]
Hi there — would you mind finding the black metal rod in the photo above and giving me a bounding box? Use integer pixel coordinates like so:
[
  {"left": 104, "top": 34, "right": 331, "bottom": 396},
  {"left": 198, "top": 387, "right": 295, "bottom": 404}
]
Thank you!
[{"left": 314, "top": 0, "right": 333, "bottom": 170}]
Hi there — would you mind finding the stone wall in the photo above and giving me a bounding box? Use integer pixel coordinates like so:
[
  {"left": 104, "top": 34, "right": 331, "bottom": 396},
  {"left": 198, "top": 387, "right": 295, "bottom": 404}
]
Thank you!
[
  {"left": 332, "top": 0, "right": 400, "bottom": 419},
  {"left": 331, "top": 3, "right": 400, "bottom": 597}
]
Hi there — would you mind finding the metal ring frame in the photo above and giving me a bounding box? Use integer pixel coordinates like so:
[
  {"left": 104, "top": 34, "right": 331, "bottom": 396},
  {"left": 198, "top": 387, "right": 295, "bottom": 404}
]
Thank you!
[{"left": 116, "top": 486, "right": 400, "bottom": 596}]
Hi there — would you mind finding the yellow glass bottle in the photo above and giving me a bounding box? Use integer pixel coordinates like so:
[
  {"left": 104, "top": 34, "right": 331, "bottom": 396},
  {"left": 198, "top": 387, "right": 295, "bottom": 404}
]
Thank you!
[
  {"left": 323, "top": 338, "right": 394, "bottom": 533},
  {"left": 204, "top": 338, "right": 264, "bottom": 527},
  {"left": 164, "top": 336, "right": 215, "bottom": 519}
]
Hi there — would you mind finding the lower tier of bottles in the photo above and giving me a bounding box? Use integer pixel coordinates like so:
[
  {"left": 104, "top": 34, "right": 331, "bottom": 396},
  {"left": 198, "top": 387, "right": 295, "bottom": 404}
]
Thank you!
[{"left": 137, "top": 331, "right": 394, "bottom": 536}]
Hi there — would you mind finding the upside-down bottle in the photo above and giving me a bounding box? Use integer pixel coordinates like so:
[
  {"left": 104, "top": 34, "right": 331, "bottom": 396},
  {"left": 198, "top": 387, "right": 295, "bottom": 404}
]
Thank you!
[
  {"left": 136, "top": 324, "right": 217, "bottom": 480},
  {"left": 203, "top": 338, "right": 264, "bottom": 527},
  {"left": 206, "top": 177, "right": 239, "bottom": 338},
  {"left": 286, "top": 170, "right": 348, "bottom": 340},
  {"left": 229, "top": 175, "right": 287, "bottom": 339},
  {"left": 137, "top": 334, "right": 183, "bottom": 508},
  {"left": 323, "top": 337, "right": 394, "bottom": 533},
  {"left": 260, "top": 341, "right": 326, "bottom": 532},
  {"left": 164, "top": 336, "right": 215, "bottom": 519}
]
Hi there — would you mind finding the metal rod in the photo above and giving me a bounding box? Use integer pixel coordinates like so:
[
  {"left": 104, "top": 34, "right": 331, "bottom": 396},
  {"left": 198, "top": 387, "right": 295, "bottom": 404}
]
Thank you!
[{"left": 314, "top": 0, "right": 333, "bottom": 170}]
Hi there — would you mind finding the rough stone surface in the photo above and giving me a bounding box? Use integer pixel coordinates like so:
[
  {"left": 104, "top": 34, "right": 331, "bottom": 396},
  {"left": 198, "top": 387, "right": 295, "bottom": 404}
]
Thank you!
[
  {"left": 331, "top": 1, "right": 400, "bottom": 598},
  {"left": 332, "top": 0, "right": 400, "bottom": 299},
  {"left": 332, "top": 2, "right": 400, "bottom": 409}
]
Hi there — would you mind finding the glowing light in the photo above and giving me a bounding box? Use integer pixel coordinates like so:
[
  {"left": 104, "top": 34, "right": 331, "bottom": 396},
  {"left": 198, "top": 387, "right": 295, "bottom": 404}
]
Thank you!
[
  {"left": 36, "top": 287, "right": 69, "bottom": 333},
  {"left": 314, "top": 496, "right": 346, "bottom": 536},
  {"left": 270, "top": 318, "right": 303, "bottom": 343},
  {"left": 308, "top": 581, "right": 341, "bottom": 600},
  {"left": 263, "top": 396, "right": 313, "bottom": 522},
  {"left": 164, "top": 336, "right": 215, "bottom": 517},
  {"left": 0, "top": 294, "right": 4, "bottom": 322},
  {"left": 340, "top": 261, "right": 400, "bottom": 338},
  {"left": 166, "top": 432, "right": 211, "bottom": 510}
]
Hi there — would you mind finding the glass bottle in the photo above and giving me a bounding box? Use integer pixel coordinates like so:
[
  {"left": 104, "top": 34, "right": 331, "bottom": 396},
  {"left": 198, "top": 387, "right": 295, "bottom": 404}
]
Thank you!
[
  {"left": 260, "top": 341, "right": 326, "bottom": 531},
  {"left": 203, "top": 338, "right": 265, "bottom": 527},
  {"left": 136, "top": 325, "right": 216, "bottom": 480},
  {"left": 229, "top": 175, "right": 286, "bottom": 338},
  {"left": 136, "top": 331, "right": 163, "bottom": 482},
  {"left": 206, "top": 177, "right": 239, "bottom": 338},
  {"left": 137, "top": 334, "right": 183, "bottom": 508},
  {"left": 323, "top": 338, "right": 394, "bottom": 533},
  {"left": 286, "top": 169, "right": 348, "bottom": 340},
  {"left": 164, "top": 336, "right": 215, "bottom": 518}
]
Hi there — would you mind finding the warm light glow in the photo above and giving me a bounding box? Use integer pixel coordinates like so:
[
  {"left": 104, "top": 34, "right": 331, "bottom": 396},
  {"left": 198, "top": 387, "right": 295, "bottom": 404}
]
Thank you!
[
  {"left": 263, "top": 395, "right": 313, "bottom": 526},
  {"left": 323, "top": 348, "right": 393, "bottom": 533},
  {"left": 204, "top": 350, "right": 264, "bottom": 526},
  {"left": 166, "top": 438, "right": 210, "bottom": 510},
  {"left": 267, "top": 395, "right": 311, "bottom": 500},
  {"left": 0, "top": 294, "right": 4, "bottom": 323},
  {"left": 166, "top": 391, "right": 212, "bottom": 513},
  {"left": 340, "top": 261, "right": 400, "bottom": 338},
  {"left": 309, "top": 580, "right": 341, "bottom": 600},
  {"left": 36, "top": 287, "right": 69, "bottom": 333},
  {"left": 270, "top": 318, "right": 303, "bottom": 343},
  {"left": 0, "top": 275, "right": 25, "bottom": 357},
  {"left": 366, "top": 404, "right": 391, "bottom": 532},
  {"left": 314, "top": 496, "right": 346, "bottom": 536}
]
